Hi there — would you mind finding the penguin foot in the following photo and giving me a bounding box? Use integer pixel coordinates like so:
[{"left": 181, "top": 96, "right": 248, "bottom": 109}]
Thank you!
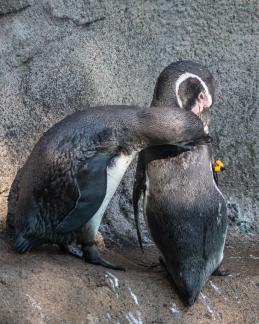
[
  {"left": 83, "top": 242, "right": 126, "bottom": 271},
  {"left": 15, "top": 234, "right": 33, "bottom": 253},
  {"left": 138, "top": 261, "right": 164, "bottom": 273},
  {"left": 138, "top": 261, "right": 160, "bottom": 268},
  {"left": 59, "top": 243, "right": 84, "bottom": 259},
  {"left": 159, "top": 256, "right": 166, "bottom": 269},
  {"left": 212, "top": 265, "right": 231, "bottom": 276},
  {"left": 158, "top": 256, "right": 170, "bottom": 273}
]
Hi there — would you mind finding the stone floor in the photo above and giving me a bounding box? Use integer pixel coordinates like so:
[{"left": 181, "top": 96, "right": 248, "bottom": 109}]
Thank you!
[{"left": 0, "top": 224, "right": 258, "bottom": 324}]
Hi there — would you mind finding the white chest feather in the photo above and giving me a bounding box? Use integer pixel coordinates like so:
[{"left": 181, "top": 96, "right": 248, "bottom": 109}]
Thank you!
[
  {"left": 143, "top": 171, "right": 150, "bottom": 226},
  {"left": 106, "top": 153, "right": 137, "bottom": 199},
  {"left": 87, "top": 152, "right": 137, "bottom": 234}
]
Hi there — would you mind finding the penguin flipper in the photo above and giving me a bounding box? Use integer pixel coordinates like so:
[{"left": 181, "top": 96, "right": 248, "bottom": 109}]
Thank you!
[
  {"left": 133, "top": 151, "right": 146, "bottom": 251},
  {"left": 56, "top": 153, "right": 110, "bottom": 234}
]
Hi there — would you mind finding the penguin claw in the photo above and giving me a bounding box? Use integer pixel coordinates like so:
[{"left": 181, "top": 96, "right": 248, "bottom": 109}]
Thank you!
[{"left": 83, "top": 243, "right": 126, "bottom": 271}]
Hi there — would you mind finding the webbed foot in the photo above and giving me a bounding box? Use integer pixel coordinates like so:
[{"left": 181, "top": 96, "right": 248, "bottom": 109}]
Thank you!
[
  {"left": 212, "top": 265, "right": 230, "bottom": 276},
  {"left": 15, "top": 234, "right": 42, "bottom": 253},
  {"left": 15, "top": 234, "right": 33, "bottom": 253},
  {"left": 83, "top": 241, "right": 125, "bottom": 271}
]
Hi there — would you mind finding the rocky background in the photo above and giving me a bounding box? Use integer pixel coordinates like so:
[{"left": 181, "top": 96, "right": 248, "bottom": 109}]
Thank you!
[{"left": 0, "top": 0, "right": 258, "bottom": 243}]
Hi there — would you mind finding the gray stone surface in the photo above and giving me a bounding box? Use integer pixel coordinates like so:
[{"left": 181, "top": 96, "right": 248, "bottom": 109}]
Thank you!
[
  {"left": 0, "top": 0, "right": 258, "bottom": 243},
  {"left": 48, "top": 0, "right": 107, "bottom": 25},
  {"left": 0, "top": 0, "right": 29, "bottom": 15}
]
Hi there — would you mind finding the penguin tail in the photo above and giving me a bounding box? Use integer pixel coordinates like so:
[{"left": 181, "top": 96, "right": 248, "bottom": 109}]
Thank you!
[{"left": 15, "top": 234, "right": 33, "bottom": 253}]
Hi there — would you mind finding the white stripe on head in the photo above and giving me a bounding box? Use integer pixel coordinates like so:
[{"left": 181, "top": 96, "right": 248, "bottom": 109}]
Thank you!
[{"left": 175, "top": 72, "right": 212, "bottom": 109}]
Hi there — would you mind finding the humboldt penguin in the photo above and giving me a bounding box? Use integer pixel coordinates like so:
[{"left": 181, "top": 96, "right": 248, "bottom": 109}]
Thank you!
[
  {"left": 13, "top": 104, "right": 209, "bottom": 270},
  {"left": 133, "top": 61, "right": 228, "bottom": 305}
]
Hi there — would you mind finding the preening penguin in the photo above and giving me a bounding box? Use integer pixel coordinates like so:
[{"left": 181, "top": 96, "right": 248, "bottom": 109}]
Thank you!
[
  {"left": 13, "top": 104, "right": 208, "bottom": 270},
  {"left": 133, "top": 61, "right": 228, "bottom": 305}
]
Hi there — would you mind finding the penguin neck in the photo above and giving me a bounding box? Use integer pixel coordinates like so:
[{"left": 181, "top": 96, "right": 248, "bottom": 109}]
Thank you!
[
  {"left": 151, "top": 95, "right": 178, "bottom": 108},
  {"left": 136, "top": 106, "right": 203, "bottom": 148},
  {"left": 150, "top": 98, "right": 211, "bottom": 133}
]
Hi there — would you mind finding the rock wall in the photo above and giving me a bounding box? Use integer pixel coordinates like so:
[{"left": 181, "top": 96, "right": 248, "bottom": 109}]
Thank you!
[{"left": 0, "top": 0, "right": 258, "bottom": 242}]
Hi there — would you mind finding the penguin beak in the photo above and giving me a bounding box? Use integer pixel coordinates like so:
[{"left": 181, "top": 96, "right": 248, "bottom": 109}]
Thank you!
[
  {"left": 197, "top": 109, "right": 209, "bottom": 134},
  {"left": 203, "top": 124, "right": 209, "bottom": 135},
  {"left": 198, "top": 91, "right": 212, "bottom": 109}
]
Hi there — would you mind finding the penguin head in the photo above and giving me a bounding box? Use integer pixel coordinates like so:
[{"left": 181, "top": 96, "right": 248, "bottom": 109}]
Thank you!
[
  {"left": 152, "top": 60, "right": 215, "bottom": 119},
  {"left": 166, "top": 257, "right": 205, "bottom": 306}
]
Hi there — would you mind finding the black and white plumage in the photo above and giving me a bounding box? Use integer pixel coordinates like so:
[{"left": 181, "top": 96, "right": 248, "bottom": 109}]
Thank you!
[
  {"left": 12, "top": 104, "right": 208, "bottom": 270},
  {"left": 133, "top": 61, "right": 228, "bottom": 305}
]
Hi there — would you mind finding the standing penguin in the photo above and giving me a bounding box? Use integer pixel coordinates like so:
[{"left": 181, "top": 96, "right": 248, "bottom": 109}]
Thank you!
[
  {"left": 12, "top": 104, "right": 209, "bottom": 270},
  {"left": 133, "top": 61, "right": 228, "bottom": 305}
]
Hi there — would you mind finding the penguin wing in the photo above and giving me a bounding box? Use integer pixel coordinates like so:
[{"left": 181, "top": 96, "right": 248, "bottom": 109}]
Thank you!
[
  {"left": 209, "top": 146, "right": 219, "bottom": 185},
  {"left": 212, "top": 163, "right": 219, "bottom": 185},
  {"left": 133, "top": 151, "right": 146, "bottom": 250},
  {"left": 56, "top": 153, "right": 111, "bottom": 234}
]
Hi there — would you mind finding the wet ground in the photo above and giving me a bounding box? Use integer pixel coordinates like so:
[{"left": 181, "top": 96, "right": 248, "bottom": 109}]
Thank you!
[{"left": 0, "top": 223, "right": 258, "bottom": 324}]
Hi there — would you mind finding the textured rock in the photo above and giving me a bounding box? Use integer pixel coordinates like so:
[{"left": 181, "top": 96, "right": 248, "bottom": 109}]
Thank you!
[
  {"left": 0, "top": 0, "right": 29, "bottom": 15},
  {"left": 48, "top": 0, "right": 107, "bottom": 25},
  {"left": 0, "top": 0, "right": 258, "bottom": 243}
]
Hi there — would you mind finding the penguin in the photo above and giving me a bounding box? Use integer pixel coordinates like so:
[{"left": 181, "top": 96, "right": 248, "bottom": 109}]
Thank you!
[
  {"left": 133, "top": 61, "right": 229, "bottom": 305},
  {"left": 12, "top": 104, "right": 209, "bottom": 271}
]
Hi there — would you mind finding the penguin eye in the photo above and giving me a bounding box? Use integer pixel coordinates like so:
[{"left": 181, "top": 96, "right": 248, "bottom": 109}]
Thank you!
[{"left": 198, "top": 92, "right": 205, "bottom": 100}]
